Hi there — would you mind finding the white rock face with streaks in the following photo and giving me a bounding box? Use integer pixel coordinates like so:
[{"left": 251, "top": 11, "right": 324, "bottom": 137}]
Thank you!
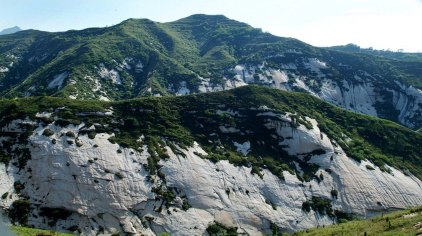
[
  {"left": 0, "top": 118, "right": 421, "bottom": 235},
  {"left": 98, "top": 64, "right": 122, "bottom": 85},
  {"left": 176, "top": 81, "right": 190, "bottom": 96},
  {"left": 160, "top": 132, "right": 422, "bottom": 235},
  {"left": 48, "top": 72, "right": 69, "bottom": 90},
  {"left": 195, "top": 62, "right": 422, "bottom": 129},
  {"left": 317, "top": 79, "right": 378, "bottom": 116},
  {"left": 391, "top": 81, "right": 422, "bottom": 128}
]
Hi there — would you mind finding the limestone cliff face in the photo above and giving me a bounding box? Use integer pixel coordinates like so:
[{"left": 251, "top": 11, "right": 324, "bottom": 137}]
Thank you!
[
  {"left": 0, "top": 115, "right": 421, "bottom": 235},
  {"left": 170, "top": 61, "right": 422, "bottom": 129}
]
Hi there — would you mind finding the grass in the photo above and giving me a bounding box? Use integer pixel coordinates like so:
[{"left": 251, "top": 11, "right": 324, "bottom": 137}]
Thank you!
[
  {"left": 11, "top": 225, "right": 74, "bottom": 236},
  {"left": 292, "top": 206, "right": 422, "bottom": 236}
]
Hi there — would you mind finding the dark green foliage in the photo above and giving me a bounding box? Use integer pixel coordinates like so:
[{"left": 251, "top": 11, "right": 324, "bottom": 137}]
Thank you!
[
  {"left": 366, "top": 165, "right": 375, "bottom": 170},
  {"left": 334, "top": 210, "right": 354, "bottom": 223},
  {"left": 206, "top": 222, "right": 238, "bottom": 236},
  {"left": 182, "top": 199, "right": 191, "bottom": 211},
  {"left": 0, "top": 151, "right": 11, "bottom": 165},
  {"left": 302, "top": 201, "right": 311, "bottom": 212},
  {"left": 42, "top": 128, "right": 54, "bottom": 136},
  {"left": 88, "top": 131, "right": 96, "bottom": 139},
  {"left": 13, "top": 181, "right": 24, "bottom": 194},
  {"left": 65, "top": 131, "right": 76, "bottom": 137},
  {"left": 302, "top": 197, "right": 334, "bottom": 217},
  {"left": 271, "top": 222, "right": 283, "bottom": 236},
  {"left": 8, "top": 199, "right": 30, "bottom": 225},
  {"left": 331, "top": 189, "right": 338, "bottom": 199},
  {"left": 1, "top": 192, "right": 8, "bottom": 199},
  {"left": 39, "top": 207, "right": 73, "bottom": 226}
]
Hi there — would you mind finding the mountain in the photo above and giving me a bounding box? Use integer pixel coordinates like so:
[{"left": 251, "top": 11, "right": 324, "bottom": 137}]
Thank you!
[
  {"left": 0, "top": 86, "right": 421, "bottom": 235},
  {"left": 0, "top": 26, "right": 21, "bottom": 36},
  {"left": 328, "top": 43, "right": 422, "bottom": 61},
  {"left": 0, "top": 15, "right": 421, "bottom": 129}
]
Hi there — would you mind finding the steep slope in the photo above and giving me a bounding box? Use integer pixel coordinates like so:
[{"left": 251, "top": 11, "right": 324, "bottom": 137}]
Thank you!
[
  {"left": 0, "top": 86, "right": 421, "bottom": 235},
  {"left": 0, "top": 15, "right": 421, "bottom": 129}
]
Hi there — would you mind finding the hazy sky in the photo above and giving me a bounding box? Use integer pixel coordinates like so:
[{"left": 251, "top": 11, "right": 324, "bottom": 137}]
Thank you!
[{"left": 1, "top": 0, "right": 421, "bottom": 52}]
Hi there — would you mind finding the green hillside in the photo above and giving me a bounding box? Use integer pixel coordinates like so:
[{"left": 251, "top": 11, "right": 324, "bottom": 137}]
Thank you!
[
  {"left": 1, "top": 15, "right": 421, "bottom": 97},
  {"left": 292, "top": 206, "right": 422, "bottom": 236},
  {"left": 11, "top": 225, "right": 73, "bottom": 236}
]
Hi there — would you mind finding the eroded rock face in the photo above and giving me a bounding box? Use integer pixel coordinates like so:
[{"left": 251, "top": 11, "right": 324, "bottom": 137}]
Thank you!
[
  {"left": 166, "top": 62, "right": 422, "bottom": 129},
  {"left": 0, "top": 117, "right": 421, "bottom": 235},
  {"left": 222, "top": 63, "right": 422, "bottom": 129}
]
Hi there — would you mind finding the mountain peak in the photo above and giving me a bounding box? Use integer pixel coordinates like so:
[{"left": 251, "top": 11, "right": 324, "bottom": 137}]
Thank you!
[
  {"left": 0, "top": 26, "right": 22, "bottom": 35},
  {"left": 182, "top": 14, "right": 230, "bottom": 20},
  {"left": 173, "top": 14, "right": 240, "bottom": 25}
]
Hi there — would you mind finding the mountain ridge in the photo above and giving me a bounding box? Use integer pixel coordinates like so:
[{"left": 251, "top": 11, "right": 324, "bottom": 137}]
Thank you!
[{"left": 0, "top": 15, "right": 421, "bottom": 130}]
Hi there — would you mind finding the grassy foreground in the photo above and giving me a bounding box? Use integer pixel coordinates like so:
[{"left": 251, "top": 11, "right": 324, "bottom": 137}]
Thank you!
[
  {"left": 11, "top": 225, "right": 73, "bottom": 236},
  {"left": 292, "top": 206, "right": 422, "bottom": 236},
  {"left": 7, "top": 207, "right": 422, "bottom": 235}
]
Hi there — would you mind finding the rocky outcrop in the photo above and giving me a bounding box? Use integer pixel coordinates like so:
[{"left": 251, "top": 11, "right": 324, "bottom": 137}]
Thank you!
[
  {"left": 184, "top": 62, "right": 422, "bottom": 129},
  {"left": 0, "top": 116, "right": 421, "bottom": 235}
]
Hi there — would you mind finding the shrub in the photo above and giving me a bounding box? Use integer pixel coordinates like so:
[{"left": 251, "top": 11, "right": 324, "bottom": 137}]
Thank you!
[
  {"left": 302, "top": 201, "right": 311, "bottom": 212},
  {"left": 9, "top": 199, "right": 30, "bottom": 225},
  {"left": 206, "top": 222, "right": 238, "bottom": 236},
  {"left": 366, "top": 165, "right": 375, "bottom": 170},
  {"left": 42, "top": 128, "right": 54, "bottom": 136},
  {"left": 182, "top": 200, "right": 191, "bottom": 211},
  {"left": 88, "top": 131, "right": 96, "bottom": 139},
  {"left": 0, "top": 152, "right": 11, "bottom": 165},
  {"left": 65, "top": 131, "right": 76, "bottom": 138},
  {"left": 302, "top": 196, "right": 334, "bottom": 217},
  {"left": 14, "top": 181, "right": 24, "bottom": 194},
  {"left": 39, "top": 207, "right": 73, "bottom": 226},
  {"left": 331, "top": 189, "right": 338, "bottom": 199}
]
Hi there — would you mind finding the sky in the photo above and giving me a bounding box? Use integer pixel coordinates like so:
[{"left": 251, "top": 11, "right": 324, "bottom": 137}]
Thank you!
[{"left": 1, "top": 0, "right": 421, "bottom": 52}]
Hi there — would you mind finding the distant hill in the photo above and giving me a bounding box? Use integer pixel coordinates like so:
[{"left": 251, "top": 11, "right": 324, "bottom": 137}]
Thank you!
[
  {"left": 328, "top": 43, "right": 422, "bottom": 61},
  {"left": 0, "top": 26, "right": 21, "bottom": 35}
]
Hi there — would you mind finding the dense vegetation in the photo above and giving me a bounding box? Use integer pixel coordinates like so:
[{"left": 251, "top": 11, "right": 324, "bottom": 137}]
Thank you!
[
  {"left": 291, "top": 206, "right": 422, "bottom": 236},
  {"left": 0, "top": 86, "right": 421, "bottom": 181},
  {"left": 0, "top": 14, "right": 421, "bottom": 99}
]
